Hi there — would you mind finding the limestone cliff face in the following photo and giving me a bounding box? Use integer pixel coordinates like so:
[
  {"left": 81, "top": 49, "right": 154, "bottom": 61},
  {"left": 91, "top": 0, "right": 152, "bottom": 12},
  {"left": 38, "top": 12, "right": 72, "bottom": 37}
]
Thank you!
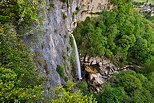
[
  {"left": 23, "top": 0, "right": 109, "bottom": 92},
  {"left": 80, "top": 0, "right": 109, "bottom": 21}
]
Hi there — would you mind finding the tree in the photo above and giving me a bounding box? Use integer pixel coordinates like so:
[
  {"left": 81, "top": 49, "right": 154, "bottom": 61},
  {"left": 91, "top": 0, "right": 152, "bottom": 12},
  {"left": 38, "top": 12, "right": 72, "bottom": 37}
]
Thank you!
[
  {"left": 115, "top": 74, "right": 142, "bottom": 93},
  {"left": 73, "top": 0, "right": 154, "bottom": 66},
  {"left": 102, "top": 71, "right": 154, "bottom": 103},
  {"left": 0, "top": 67, "right": 43, "bottom": 102},
  {"left": 96, "top": 83, "right": 126, "bottom": 103},
  {"left": 51, "top": 81, "right": 97, "bottom": 103},
  {"left": 0, "top": 24, "right": 44, "bottom": 102}
]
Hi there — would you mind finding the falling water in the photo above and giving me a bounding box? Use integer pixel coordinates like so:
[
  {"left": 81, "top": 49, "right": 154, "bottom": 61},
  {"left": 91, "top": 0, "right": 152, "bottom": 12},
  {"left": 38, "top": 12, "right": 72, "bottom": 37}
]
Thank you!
[{"left": 71, "top": 34, "right": 82, "bottom": 80}]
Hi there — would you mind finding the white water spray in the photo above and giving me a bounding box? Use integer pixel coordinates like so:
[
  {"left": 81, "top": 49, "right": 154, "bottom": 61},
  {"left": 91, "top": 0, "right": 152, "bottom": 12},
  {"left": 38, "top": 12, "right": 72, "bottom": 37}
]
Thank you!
[{"left": 71, "top": 34, "right": 82, "bottom": 80}]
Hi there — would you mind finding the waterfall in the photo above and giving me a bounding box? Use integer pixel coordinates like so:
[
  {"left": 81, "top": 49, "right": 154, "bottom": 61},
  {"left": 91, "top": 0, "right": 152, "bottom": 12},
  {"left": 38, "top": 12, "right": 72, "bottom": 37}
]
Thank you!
[{"left": 71, "top": 34, "right": 82, "bottom": 80}]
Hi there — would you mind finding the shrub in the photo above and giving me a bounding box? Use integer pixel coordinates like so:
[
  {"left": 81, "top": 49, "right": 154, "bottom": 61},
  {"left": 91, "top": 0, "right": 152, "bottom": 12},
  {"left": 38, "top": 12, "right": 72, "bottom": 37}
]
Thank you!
[
  {"left": 115, "top": 73, "right": 142, "bottom": 93},
  {"left": 51, "top": 81, "right": 97, "bottom": 103},
  {"left": 76, "top": 7, "right": 80, "bottom": 12},
  {"left": 56, "top": 65, "right": 65, "bottom": 78},
  {"left": 96, "top": 83, "right": 126, "bottom": 103},
  {"left": 63, "top": 13, "right": 67, "bottom": 19},
  {"left": 76, "top": 82, "right": 89, "bottom": 95}
]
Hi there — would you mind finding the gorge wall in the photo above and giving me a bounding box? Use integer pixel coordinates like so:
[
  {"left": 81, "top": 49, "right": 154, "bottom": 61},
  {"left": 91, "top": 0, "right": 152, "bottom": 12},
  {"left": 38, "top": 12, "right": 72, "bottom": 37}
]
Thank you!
[{"left": 23, "top": 0, "right": 109, "bottom": 93}]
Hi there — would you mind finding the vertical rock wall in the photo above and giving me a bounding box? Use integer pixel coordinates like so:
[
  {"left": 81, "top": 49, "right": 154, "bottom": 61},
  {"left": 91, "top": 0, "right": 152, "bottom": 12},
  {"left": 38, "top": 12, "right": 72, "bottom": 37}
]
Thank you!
[{"left": 23, "top": 0, "right": 109, "bottom": 92}]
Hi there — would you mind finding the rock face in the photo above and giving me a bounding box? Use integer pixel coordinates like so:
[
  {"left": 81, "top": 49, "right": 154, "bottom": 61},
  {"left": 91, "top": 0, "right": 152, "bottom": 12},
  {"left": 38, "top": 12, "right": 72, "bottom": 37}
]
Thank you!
[
  {"left": 22, "top": 0, "right": 109, "bottom": 93},
  {"left": 71, "top": 0, "right": 109, "bottom": 28},
  {"left": 81, "top": 56, "right": 139, "bottom": 93},
  {"left": 80, "top": 0, "right": 109, "bottom": 21}
]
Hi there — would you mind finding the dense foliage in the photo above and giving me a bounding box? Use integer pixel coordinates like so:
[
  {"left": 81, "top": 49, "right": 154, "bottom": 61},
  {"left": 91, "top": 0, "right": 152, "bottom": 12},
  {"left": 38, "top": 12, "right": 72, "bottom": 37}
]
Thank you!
[
  {"left": 95, "top": 69, "right": 154, "bottom": 103},
  {"left": 73, "top": 0, "right": 154, "bottom": 102},
  {"left": 0, "top": 0, "right": 153, "bottom": 102},
  {"left": 77, "top": 66, "right": 154, "bottom": 103},
  {"left": 51, "top": 81, "right": 97, "bottom": 103},
  {"left": 0, "top": 0, "right": 44, "bottom": 102},
  {"left": 0, "top": 24, "right": 44, "bottom": 102},
  {"left": 0, "top": 0, "right": 98, "bottom": 102},
  {"left": 0, "top": 0, "right": 41, "bottom": 24},
  {"left": 73, "top": 0, "right": 154, "bottom": 66}
]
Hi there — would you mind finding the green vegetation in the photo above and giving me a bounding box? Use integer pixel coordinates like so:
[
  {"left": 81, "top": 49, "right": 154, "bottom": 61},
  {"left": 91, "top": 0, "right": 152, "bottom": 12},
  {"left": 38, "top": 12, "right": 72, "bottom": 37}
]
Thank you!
[
  {"left": 133, "top": 0, "right": 154, "bottom": 4},
  {"left": 73, "top": 0, "right": 154, "bottom": 66},
  {"left": 0, "top": 0, "right": 153, "bottom": 102},
  {"left": 76, "top": 7, "right": 80, "bottom": 11},
  {"left": 63, "top": 13, "right": 68, "bottom": 19},
  {"left": 76, "top": 82, "right": 89, "bottom": 95},
  {"left": 54, "top": 29, "right": 58, "bottom": 33},
  {"left": 0, "top": 67, "right": 44, "bottom": 102},
  {"left": 56, "top": 64, "right": 68, "bottom": 81},
  {"left": 51, "top": 81, "right": 97, "bottom": 103},
  {"left": 48, "top": 3, "right": 55, "bottom": 11},
  {"left": 133, "top": 1, "right": 144, "bottom": 6},
  {"left": 73, "top": 0, "right": 154, "bottom": 103},
  {"left": 60, "top": 0, "right": 68, "bottom": 3},
  {"left": 0, "top": 0, "right": 42, "bottom": 24},
  {"left": 56, "top": 65, "right": 65, "bottom": 78},
  {"left": 132, "top": 0, "right": 154, "bottom": 23},
  {"left": 95, "top": 70, "right": 154, "bottom": 103},
  {"left": 76, "top": 67, "right": 154, "bottom": 103},
  {"left": 0, "top": 24, "right": 44, "bottom": 102},
  {"left": 0, "top": 0, "right": 45, "bottom": 102}
]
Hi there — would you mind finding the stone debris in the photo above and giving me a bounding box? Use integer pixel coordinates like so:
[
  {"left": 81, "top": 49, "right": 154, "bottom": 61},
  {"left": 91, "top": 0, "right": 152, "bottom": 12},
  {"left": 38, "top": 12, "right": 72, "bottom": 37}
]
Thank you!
[
  {"left": 81, "top": 56, "right": 138, "bottom": 93},
  {"left": 85, "top": 66, "right": 97, "bottom": 74}
]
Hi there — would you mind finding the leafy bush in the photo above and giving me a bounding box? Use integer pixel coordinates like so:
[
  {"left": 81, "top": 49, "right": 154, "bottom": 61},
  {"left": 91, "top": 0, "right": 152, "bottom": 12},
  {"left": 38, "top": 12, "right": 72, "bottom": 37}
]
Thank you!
[
  {"left": 51, "top": 81, "right": 97, "bottom": 103},
  {"left": 56, "top": 65, "right": 65, "bottom": 78},
  {"left": 96, "top": 83, "right": 126, "bottom": 103},
  {"left": 115, "top": 74, "right": 142, "bottom": 92},
  {"left": 63, "top": 13, "right": 67, "bottom": 19},
  {"left": 76, "top": 82, "right": 89, "bottom": 95},
  {"left": 135, "top": 63, "right": 154, "bottom": 75}
]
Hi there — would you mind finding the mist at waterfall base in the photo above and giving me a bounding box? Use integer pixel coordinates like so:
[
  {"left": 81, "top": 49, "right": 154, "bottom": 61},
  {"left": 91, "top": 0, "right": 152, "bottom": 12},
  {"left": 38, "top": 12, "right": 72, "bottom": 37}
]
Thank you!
[{"left": 71, "top": 34, "right": 82, "bottom": 80}]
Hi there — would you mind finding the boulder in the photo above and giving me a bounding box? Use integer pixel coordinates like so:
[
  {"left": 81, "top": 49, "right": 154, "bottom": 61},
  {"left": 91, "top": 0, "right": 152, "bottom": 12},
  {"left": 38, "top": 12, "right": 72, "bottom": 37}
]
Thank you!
[
  {"left": 85, "top": 66, "right": 97, "bottom": 74},
  {"left": 90, "top": 73, "right": 105, "bottom": 84}
]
